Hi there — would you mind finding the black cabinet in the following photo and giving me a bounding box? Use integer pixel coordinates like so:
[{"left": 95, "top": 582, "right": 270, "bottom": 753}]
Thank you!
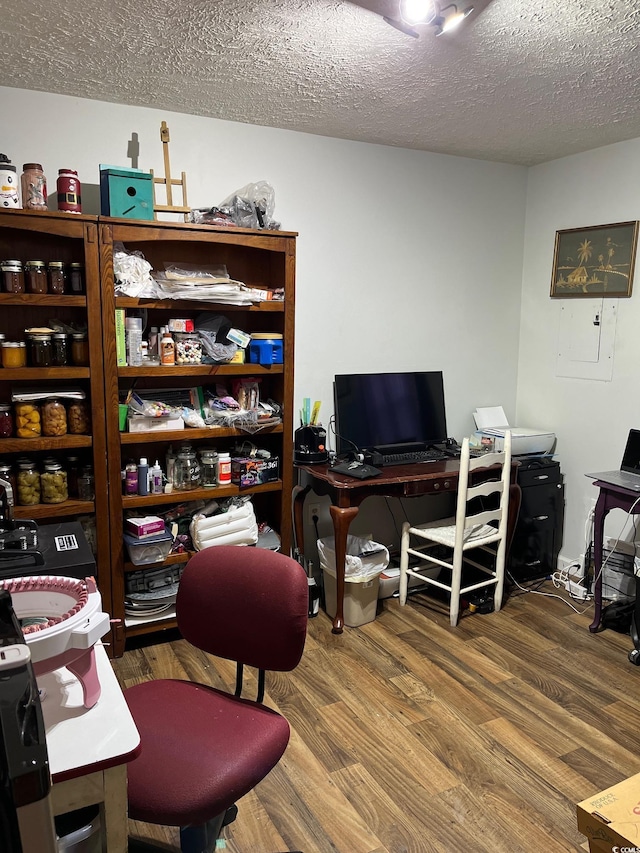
[{"left": 508, "top": 457, "right": 564, "bottom": 583}]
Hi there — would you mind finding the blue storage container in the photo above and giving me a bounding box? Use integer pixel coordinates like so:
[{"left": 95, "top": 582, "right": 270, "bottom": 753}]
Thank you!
[{"left": 248, "top": 334, "right": 283, "bottom": 365}]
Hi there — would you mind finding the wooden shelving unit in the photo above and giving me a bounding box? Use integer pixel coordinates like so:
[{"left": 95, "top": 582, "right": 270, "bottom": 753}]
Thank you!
[
  {"left": 100, "top": 218, "right": 296, "bottom": 655},
  {"left": 0, "top": 209, "right": 111, "bottom": 634}
]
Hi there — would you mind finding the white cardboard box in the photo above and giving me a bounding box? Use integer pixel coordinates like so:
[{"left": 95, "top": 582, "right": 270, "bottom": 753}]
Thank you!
[
  {"left": 473, "top": 406, "right": 555, "bottom": 456},
  {"left": 128, "top": 415, "right": 184, "bottom": 433}
]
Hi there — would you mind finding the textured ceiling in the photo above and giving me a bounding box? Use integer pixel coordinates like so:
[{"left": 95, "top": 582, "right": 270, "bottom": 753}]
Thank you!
[{"left": 2, "top": 0, "right": 640, "bottom": 166}]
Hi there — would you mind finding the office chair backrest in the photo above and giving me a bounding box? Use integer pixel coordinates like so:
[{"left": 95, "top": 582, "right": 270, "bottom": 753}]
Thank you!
[
  {"left": 456, "top": 431, "right": 512, "bottom": 539},
  {"left": 176, "top": 545, "right": 308, "bottom": 672}
]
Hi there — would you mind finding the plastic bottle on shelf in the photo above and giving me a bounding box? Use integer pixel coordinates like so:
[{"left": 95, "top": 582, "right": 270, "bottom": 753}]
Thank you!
[
  {"left": 125, "top": 460, "right": 138, "bottom": 495},
  {"left": 160, "top": 330, "right": 175, "bottom": 366},
  {"left": 126, "top": 317, "right": 143, "bottom": 367},
  {"left": 149, "top": 327, "right": 159, "bottom": 357},
  {"left": 137, "top": 457, "right": 149, "bottom": 496},
  {"left": 217, "top": 452, "right": 231, "bottom": 485},
  {"left": 151, "top": 460, "right": 163, "bottom": 494}
]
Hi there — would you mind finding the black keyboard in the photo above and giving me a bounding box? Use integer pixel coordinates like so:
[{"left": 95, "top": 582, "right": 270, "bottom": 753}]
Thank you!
[{"left": 379, "top": 448, "right": 448, "bottom": 465}]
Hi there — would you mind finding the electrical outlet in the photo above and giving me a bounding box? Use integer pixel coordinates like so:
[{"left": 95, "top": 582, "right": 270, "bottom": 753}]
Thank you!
[
  {"left": 565, "top": 579, "right": 588, "bottom": 600},
  {"left": 308, "top": 502, "right": 321, "bottom": 520}
]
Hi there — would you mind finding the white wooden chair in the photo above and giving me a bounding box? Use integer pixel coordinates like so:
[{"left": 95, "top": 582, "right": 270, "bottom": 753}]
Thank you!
[{"left": 399, "top": 431, "right": 512, "bottom": 626}]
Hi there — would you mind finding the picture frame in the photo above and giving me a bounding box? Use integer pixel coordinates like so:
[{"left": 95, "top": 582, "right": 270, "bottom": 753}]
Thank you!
[{"left": 550, "top": 221, "right": 639, "bottom": 298}]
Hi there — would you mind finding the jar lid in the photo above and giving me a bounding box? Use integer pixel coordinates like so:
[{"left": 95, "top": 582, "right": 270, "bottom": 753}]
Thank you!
[
  {"left": 0, "top": 462, "right": 11, "bottom": 470},
  {"left": 2, "top": 341, "right": 25, "bottom": 348},
  {"left": 1, "top": 260, "right": 22, "bottom": 269},
  {"left": 22, "top": 163, "right": 43, "bottom": 171},
  {"left": 25, "top": 260, "right": 46, "bottom": 268},
  {"left": 28, "top": 333, "right": 52, "bottom": 340},
  {"left": 70, "top": 262, "right": 84, "bottom": 269},
  {"left": 52, "top": 332, "right": 67, "bottom": 339},
  {"left": 18, "top": 461, "right": 36, "bottom": 469},
  {"left": 250, "top": 333, "right": 283, "bottom": 339},
  {"left": 58, "top": 169, "right": 78, "bottom": 176},
  {"left": 72, "top": 332, "right": 87, "bottom": 339},
  {"left": 44, "top": 463, "right": 62, "bottom": 472},
  {"left": 48, "top": 261, "right": 64, "bottom": 268},
  {"left": 0, "top": 403, "right": 11, "bottom": 411}
]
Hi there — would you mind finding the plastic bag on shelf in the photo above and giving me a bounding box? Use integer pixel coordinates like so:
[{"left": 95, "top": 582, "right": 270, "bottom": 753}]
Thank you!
[
  {"left": 113, "top": 242, "right": 155, "bottom": 297},
  {"left": 217, "top": 181, "right": 279, "bottom": 229}
]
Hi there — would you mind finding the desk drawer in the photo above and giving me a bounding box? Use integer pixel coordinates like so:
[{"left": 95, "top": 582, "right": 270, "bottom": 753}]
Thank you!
[
  {"left": 518, "top": 462, "right": 562, "bottom": 488},
  {"left": 403, "top": 477, "right": 455, "bottom": 497}
]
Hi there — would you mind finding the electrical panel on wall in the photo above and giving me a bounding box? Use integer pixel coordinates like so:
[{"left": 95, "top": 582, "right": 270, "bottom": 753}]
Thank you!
[{"left": 556, "top": 298, "right": 617, "bottom": 381}]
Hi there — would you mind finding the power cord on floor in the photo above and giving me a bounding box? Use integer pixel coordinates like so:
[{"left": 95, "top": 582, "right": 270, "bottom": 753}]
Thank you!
[{"left": 507, "top": 570, "right": 593, "bottom": 614}]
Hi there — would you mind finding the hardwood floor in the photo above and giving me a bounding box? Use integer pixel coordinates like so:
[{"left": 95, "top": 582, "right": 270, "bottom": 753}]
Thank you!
[{"left": 113, "top": 584, "right": 640, "bottom": 852}]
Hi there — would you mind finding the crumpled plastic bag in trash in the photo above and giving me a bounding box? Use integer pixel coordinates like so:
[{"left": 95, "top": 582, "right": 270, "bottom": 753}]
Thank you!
[{"left": 317, "top": 534, "right": 389, "bottom": 583}]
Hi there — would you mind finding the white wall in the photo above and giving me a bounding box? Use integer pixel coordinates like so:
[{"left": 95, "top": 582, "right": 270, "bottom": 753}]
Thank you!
[
  {"left": 0, "top": 86, "right": 528, "bottom": 553},
  {"left": 519, "top": 138, "right": 640, "bottom": 563}
]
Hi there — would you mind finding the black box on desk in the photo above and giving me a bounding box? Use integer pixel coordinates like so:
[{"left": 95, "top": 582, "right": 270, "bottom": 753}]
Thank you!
[{"left": 231, "top": 456, "right": 280, "bottom": 489}]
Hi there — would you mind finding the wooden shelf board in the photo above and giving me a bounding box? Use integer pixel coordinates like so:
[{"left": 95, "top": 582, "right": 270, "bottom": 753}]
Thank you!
[
  {"left": 0, "top": 294, "right": 86, "bottom": 307},
  {"left": 121, "top": 424, "right": 283, "bottom": 443},
  {"left": 0, "top": 435, "right": 92, "bottom": 453},
  {"left": 14, "top": 499, "right": 94, "bottom": 519},
  {"left": 118, "top": 364, "right": 283, "bottom": 377},
  {"left": 121, "top": 480, "right": 282, "bottom": 508},
  {"left": 115, "top": 297, "right": 283, "bottom": 312}
]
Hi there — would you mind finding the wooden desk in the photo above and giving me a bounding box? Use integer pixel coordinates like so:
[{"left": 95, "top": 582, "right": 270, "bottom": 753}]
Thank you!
[
  {"left": 294, "top": 460, "right": 521, "bottom": 633},
  {"left": 588, "top": 479, "right": 640, "bottom": 633},
  {"left": 40, "top": 644, "right": 141, "bottom": 852}
]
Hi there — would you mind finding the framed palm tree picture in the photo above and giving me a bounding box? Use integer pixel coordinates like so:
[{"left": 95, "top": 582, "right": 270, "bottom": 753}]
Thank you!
[{"left": 550, "top": 221, "right": 639, "bottom": 297}]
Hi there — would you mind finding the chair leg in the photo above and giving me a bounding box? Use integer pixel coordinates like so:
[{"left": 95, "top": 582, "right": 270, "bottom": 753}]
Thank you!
[
  {"left": 399, "top": 523, "right": 410, "bottom": 605},
  {"left": 493, "top": 543, "right": 506, "bottom": 614},
  {"left": 449, "top": 551, "right": 463, "bottom": 627}
]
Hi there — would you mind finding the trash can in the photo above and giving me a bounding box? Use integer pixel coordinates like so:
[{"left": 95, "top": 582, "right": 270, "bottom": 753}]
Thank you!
[
  {"left": 55, "top": 806, "right": 101, "bottom": 853},
  {"left": 317, "top": 535, "right": 389, "bottom": 627}
]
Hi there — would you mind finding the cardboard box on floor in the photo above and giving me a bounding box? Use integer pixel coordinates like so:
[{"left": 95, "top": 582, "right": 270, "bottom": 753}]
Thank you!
[{"left": 577, "top": 772, "right": 640, "bottom": 851}]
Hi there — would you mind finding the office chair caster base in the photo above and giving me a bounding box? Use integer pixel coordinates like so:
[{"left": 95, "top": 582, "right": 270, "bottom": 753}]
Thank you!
[{"left": 628, "top": 648, "right": 640, "bottom": 665}]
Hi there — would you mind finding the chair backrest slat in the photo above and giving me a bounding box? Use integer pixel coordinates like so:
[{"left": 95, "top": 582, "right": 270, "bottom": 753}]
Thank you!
[{"left": 455, "top": 432, "right": 512, "bottom": 539}]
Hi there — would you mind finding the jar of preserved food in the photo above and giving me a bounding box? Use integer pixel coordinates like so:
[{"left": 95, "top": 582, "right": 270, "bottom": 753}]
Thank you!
[
  {"left": 21, "top": 164, "right": 47, "bottom": 210},
  {"left": 0, "top": 403, "right": 13, "bottom": 438},
  {"left": 27, "top": 332, "right": 52, "bottom": 367},
  {"left": 78, "top": 465, "right": 95, "bottom": 501},
  {"left": 71, "top": 332, "right": 89, "bottom": 366},
  {"left": 175, "top": 332, "right": 203, "bottom": 365},
  {"left": 69, "top": 262, "right": 85, "bottom": 294},
  {"left": 51, "top": 332, "right": 68, "bottom": 366},
  {"left": 57, "top": 169, "right": 81, "bottom": 214},
  {"left": 17, "top": 460, "right": 40, "bottom": 506},
  {"left": 14, "top": 402, "right": 41, "bottom": 438},
  {"left": 0, "top": 155, "right": 20, "bottom": 208},
  {"left": 1, "top": 341, "right": 27, "bottom": 368},
  {"left": 42, "top": 398, "right": 67, "bottom": 437},
  {"left": 40, "top": 462, "right": 68, "bottom": 504},
  {"left": 200, "top": 450, "right": 218, "bottom": 487},
  {"left": 25, "top": 260, "right": 47, "bottom": 294},
  {"left": 174, "top": 445, "right": 201, "bottom": 490},
  {"left": 47, "top": 261, "right": 66, "bottom": 294},
  {"left": 1, "top": 260, "right": 25, "bottom": 293},
  {"left": 68, "top": 399, "right": 90, "bottom": 434},
  {"left": 0, "top": 462, "right": 16, "bottom": 498}
]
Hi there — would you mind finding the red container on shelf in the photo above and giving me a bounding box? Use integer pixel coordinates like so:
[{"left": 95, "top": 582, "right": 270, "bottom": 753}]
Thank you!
[{"left": 57, "top": 168, "right": 82, "bottom": 213}]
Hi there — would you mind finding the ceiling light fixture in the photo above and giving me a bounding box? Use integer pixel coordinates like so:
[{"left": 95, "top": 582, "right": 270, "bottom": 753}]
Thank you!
[{"left": 384, "top": 0, "right": 473, "bottom": 38}]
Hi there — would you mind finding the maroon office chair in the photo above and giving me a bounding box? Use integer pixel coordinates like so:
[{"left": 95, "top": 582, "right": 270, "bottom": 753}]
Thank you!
[{"left": 125, "top": 545, "right": 308, "bottom": 853}]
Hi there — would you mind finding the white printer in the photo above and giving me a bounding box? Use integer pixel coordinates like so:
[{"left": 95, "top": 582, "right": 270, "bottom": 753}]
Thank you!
[{"left": 472, "top": 406, "right": 555, "bottom": 456}]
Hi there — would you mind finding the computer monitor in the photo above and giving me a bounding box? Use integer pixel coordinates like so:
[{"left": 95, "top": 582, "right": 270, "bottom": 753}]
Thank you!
[{"left": 333, "top": 371, "right": 448, "bottom": 456}]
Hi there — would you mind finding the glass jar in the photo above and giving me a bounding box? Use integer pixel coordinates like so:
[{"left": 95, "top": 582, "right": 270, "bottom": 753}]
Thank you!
[
  {"left": 69, "top": 262, "right": 85, "bottom": 294},
  {"left": 21, "top": 163, "right": 47, "bottom": 210},
  {"left": 42, "top": 398, "right": 67, "bottom": 437},
  {"left": 1, "top": 260, "right": 25, "bottom": 293},
  {"left": 51, "top": 332, "right": 68, "bottom": 366},
  {"left": 78, "top": 465, "right": 95, "bottom": 502},
  {"left": 66, "top": 455, "right": 80, "bottom": 498},
  {"left": 40, "top": 462, "right": 68, "bottom": 504},
  {"left": 175, "top": 332, "right": 203, "bottom": 365},
  {"left": 47, "top": 261, "right": 66, "bottom": 294},
  {"left": 0, "top": 404, "right": 13, "bottom": 438},
  {"left": 14, "top": 401, "right": 41, "bottom": 438},
  {"left": 17, "top": 460, "right": 41, "bottom": 506},
  {"left": 200, "top": 450, "right": 218, "bottom": 487},
  {"left": 25, "top": 260, "right": 47, "bottom": 294},
  {"left": 57, "top": 169, "right": 82, "bottom": 214},
  {"left": 0, "top": 462, "right": 16, "bottom": 499},
  {"left": 68, "top": 399, "right": 90, "bottom": 434},
  {"left": 1, "top": 341, "right": 26, "bottom": 368},
  {"left": 71, "top": 332, "right": 89, "bottom": 366},
  {"left": 27, "top": 332, "right": 52, "bottom": 367},
  {"left": 174, "top": 446, "right": 201, "bottom": 491}
]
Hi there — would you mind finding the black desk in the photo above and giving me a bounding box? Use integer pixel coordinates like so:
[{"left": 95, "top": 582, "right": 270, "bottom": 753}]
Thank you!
[{"left": 293, "top": 460, "right": 521, "bottom": 633}]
